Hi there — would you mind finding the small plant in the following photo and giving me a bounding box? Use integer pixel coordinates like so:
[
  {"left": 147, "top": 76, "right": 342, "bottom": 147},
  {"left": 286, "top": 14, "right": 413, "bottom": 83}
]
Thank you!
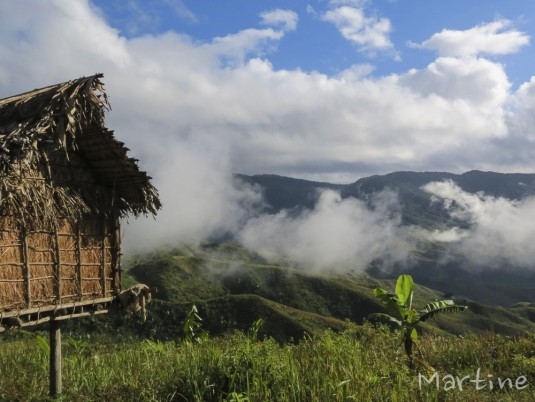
[
  {"left": 247, "top": 318, "right": 263, "bottom": 343},
  {"left": 66, "top": 337, "right": 89, "bottom": 355},
  {"left": 224, "top": 391, "right": 250, "bottom": 402},
  {"left": 369, "top": 274, "right": 467, "bottom": 368},
  {"left": 182, "top": 304, "right": 207, "bottom": 344},
  {"left": 141, "top": 339, "right": 165, "bottom": 354},
  {"left": 35, "top": 334, "right": 50, "bottom": 359}
]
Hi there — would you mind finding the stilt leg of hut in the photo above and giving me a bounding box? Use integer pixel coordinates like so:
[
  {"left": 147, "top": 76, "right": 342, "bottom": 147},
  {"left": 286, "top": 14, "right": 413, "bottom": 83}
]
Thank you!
[{"left": 49, "top": 319, "right": 62, "bottom": 396}]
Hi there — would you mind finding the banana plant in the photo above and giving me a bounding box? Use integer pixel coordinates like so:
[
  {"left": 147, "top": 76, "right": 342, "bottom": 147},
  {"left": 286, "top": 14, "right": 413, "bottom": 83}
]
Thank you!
[
  {"left": 182, "top": 304, "right": 207, "bottom": 344},
  {"left": 369, "top": 274, "right": 467, "bottom": 368}
]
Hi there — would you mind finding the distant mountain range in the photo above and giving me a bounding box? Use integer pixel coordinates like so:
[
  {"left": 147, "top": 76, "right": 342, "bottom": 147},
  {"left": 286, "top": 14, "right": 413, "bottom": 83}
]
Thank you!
[
  {"left": 237, "top": 170, "right": 535, "bottom": 225},
  {"left": 236, "top": 171, "right": 535, "bottom": 305}
]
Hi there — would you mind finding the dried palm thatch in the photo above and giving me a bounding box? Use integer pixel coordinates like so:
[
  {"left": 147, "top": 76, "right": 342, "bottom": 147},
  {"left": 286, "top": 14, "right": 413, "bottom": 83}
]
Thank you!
[
  {"left": 0, "top": 74, "right": 161, "bottom": 314},
  {"left": 0, "top": 73, "right": 161, "bottom": 228}
]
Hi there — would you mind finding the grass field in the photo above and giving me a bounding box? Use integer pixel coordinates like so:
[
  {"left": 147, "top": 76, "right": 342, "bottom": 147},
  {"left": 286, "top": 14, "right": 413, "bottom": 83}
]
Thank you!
[
  {"left": 3, "top": 242, "right": 535, "bottom": 401},
  {"left": 1, "top": 323, "right": 535, "bottom": 401}
]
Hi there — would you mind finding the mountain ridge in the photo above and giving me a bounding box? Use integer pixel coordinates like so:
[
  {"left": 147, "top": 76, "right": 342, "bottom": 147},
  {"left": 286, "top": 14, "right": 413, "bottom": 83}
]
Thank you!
[{"left": 237, "top": 170, "right": 535, "bottom": 218}]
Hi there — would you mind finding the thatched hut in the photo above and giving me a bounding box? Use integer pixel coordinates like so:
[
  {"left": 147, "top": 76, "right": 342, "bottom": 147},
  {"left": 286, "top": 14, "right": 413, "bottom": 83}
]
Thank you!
[{"left": 0, "top": 74, "right": 160, "bottom": 326}]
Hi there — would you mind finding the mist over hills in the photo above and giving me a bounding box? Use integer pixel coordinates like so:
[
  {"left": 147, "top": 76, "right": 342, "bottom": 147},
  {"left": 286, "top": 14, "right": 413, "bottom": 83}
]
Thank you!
[
  {"left": 236, "top": 170, "right": 535, "bottom": 305},
  {"left": 121, "top": 170, "right": 535, "bottom": 340}
]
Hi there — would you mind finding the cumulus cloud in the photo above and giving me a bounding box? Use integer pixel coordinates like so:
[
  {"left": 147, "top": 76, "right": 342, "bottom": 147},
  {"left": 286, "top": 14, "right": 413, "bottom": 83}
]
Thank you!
[
  {"left": 336, "top": 63, "right": 375, "bottom": 81},
  {"left": 205, "top": 9, "right": 299, "bottom": 66},
  {"left": 399, "top": 57, "right": 510, "bottom": 108},
  {"left": 1, "top": 0, "right": 531, "bottom": 183},
  {"left": 396, "top": 57, "right": 510, "bottom": 145},
  {"left": 422, "top": 181, "right": 535, "bottom": 268},
  {"left": 506, "top": 77, "right": 535, "bottom": 142},
  {"left": 260, "top": 9, "right": 298, "bottom": 32},
  {"left": 239, "top": 189, "right": 415, "bottom": 270},
  {"left": 322, "top": 4, "right": 395, "bottom": 55},
  {"left": 0, "top": 0, "right": 131, "bottom": 88},
  {"left": 208, "top": 28, "right": 284, "bottom": 66},
  {"left": 411, "top": 19, "right": 530, "bottom": 57}
]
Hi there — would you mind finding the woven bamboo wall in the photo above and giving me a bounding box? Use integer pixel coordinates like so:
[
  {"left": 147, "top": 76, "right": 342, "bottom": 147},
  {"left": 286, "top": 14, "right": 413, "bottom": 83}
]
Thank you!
[{"left": 0, "top": 215, "right": 120, "bottom": 312}]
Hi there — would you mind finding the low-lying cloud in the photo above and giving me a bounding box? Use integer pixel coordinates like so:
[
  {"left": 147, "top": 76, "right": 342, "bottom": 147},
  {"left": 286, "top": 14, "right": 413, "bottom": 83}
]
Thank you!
[
  {"left": 239, "top": 189, "right": 415, "bottom": 271},
  {"left": 123, "top": 139, "right": 263, "bottom": 250},
  {"left": 423, "top": 180, "right": 535, "bottom": 268}
]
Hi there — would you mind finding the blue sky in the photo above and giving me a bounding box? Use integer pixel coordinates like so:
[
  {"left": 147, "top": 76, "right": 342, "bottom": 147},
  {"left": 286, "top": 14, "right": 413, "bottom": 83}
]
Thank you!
[
  {"left": 91, "top": 0, "right": 535, "bottom": 87},
  {"left": 2, "top": 1, "right": 535, "bottom": 256}
]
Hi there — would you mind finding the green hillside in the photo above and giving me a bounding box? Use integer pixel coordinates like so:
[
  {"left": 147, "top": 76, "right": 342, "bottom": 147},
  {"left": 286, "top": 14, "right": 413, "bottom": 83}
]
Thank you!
[{"left": 125, "top": 243, "right": 535, "bottom": 340}]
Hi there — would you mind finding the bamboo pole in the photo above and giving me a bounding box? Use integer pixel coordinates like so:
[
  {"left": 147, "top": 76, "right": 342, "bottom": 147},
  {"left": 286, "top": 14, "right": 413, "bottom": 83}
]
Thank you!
[
  {"left": 49, "top": 319, "right": 62, "bottom": 396},
  {"left": 100, "top": 217, "right": 106, "bottom": 297},
  {"left": 75, "top": 222, "right": 82, "bottom": 300},
  {"left": 111, "top": 217, "right": 121, "bottom": 294},
  {"left": 20, "top": 227, "right": 31, "bottom": 308},
  {"left": 53, "top": 226, "right": 62, "bottom": 303}
]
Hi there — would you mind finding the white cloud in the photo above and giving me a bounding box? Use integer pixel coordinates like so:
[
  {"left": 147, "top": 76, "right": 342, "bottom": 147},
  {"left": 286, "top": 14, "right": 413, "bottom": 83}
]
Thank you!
[
  {"left": 321, "top": 4, "right": 395, "bottom": 56},
  {"left": 125, "top": 138, "right": 263, "bottom": 251},
  {"left": 260, "top": 9, "right": 298, "bottom": 32},
  {"left": 399, "top": 57, "right": 510, "bottom": 109},
  {"left": 0, "top": 1, "right": 131, "bottom": 90},
  {"left": 239, "top": 189, "right": 414, "bottom": 270},
  {"left": 480, "top": 77, "right": 535, "bottom": 173},
  {"left": 426, "top": 227, "right": 468, "bottom": 243},
  {"left": 206, "top": 9, "right": 299, "bottom": 66},
  {"left": 507, "top": 77, "right": 535, "bottom": 142},
  {"left": 337, "top": 63, "right": 375, "bottom": 81},
  {"left": 208, "top": 28, "right": 284, "bottom": 66},
  {"left": 412, "top": 19, "right": 530, "bottom": 57},
  {"left": 321, "top": 0, "right": 399, "bottom": 58},
  {"left": 422, "top": 181, "right": 535, "bottom": 268},
  {"left": 396, "top": 57, "right": 510, "bottom": 147}
]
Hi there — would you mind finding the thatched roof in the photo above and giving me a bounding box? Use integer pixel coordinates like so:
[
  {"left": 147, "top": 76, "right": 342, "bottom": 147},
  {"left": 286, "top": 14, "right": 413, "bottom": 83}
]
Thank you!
[{"left": 0, "top": 74, "right": 161, "bottom": 227}]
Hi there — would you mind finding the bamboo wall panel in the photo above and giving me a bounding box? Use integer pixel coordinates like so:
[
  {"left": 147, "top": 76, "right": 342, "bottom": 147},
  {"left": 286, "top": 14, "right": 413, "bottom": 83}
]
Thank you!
[
  {"left": 0, "top": 216, "right": 120, "bottom": 313},
  {"left": 0, "top": 217, "right": 24, "bottom": 310},
  {"left": 27, "top": 230, "right": 55, "bottom": 306}
]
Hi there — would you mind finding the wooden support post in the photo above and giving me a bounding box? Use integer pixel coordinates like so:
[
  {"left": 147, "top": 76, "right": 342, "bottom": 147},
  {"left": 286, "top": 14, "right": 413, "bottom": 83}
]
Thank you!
[{"left": 49, "top": 319, "right": 62, "bottom": 396}]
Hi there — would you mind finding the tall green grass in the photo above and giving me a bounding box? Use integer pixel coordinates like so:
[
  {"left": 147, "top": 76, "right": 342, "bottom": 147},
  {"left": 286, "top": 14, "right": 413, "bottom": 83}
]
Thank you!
[{"left": 0, "top": 324, "right": 534, "bottom": 401}]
